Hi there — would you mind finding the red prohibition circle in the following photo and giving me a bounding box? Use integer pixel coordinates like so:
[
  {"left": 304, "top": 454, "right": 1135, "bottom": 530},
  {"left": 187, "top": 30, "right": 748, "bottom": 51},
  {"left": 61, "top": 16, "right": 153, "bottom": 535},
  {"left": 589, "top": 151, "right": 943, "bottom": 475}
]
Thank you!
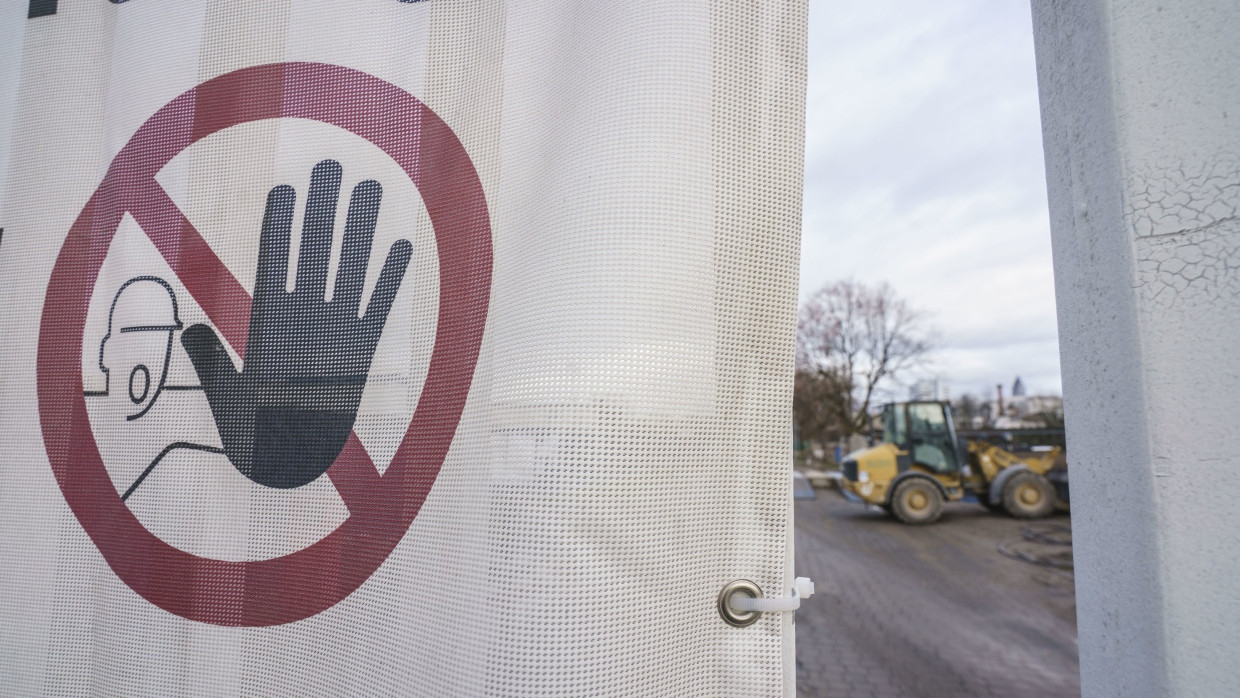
[{"left": 37, "top": 63, "right": 492, "bottom": 626}]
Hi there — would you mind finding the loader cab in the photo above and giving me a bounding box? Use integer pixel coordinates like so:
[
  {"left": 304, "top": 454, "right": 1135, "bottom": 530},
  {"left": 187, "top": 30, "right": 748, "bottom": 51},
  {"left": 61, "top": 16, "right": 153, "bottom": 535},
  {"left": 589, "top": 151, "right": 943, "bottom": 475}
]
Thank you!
[{"left": 882, "top": 401, "right": 964, "bottom": 475}]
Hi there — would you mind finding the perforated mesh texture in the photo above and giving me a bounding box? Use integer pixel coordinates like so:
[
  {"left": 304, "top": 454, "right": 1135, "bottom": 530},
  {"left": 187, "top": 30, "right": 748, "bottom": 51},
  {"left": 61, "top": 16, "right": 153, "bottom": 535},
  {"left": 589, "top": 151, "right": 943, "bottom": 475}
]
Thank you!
[{"left": 0, "top": 1, "right": 807, "bottom": 695}]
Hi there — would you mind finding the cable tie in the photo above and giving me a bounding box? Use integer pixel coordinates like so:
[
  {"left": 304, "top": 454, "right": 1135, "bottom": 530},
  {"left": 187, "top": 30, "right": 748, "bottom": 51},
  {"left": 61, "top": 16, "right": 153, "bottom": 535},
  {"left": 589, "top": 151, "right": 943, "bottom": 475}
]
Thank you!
[{"left": 729, "top": 577, "right": 815, "bottom": 613}]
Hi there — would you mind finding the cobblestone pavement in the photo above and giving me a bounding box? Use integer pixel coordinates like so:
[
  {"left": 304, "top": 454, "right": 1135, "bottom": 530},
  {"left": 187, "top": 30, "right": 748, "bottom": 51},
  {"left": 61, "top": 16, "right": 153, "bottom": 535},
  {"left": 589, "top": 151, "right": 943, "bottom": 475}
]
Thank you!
[{"left": 795, "top": 492, "right": 1080, "bottom": 697}]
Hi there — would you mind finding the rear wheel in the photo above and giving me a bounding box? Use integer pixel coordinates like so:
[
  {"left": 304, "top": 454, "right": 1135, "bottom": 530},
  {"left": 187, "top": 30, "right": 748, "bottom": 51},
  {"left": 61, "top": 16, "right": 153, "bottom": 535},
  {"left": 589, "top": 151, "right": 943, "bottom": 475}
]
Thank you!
[
  {"left": 890, "top": 479, "right": 944, "bottom": 525},
  {"left": 1003, "top": 471, "right": 1056, "bottom": 519}
]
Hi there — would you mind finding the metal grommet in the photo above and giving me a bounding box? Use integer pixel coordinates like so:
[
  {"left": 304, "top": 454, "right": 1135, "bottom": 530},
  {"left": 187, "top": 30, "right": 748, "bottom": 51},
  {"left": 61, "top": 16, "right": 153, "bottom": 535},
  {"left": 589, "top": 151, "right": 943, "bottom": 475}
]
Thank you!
[{"left": 718, "top": 579, "right": 762, "bottom": 627}]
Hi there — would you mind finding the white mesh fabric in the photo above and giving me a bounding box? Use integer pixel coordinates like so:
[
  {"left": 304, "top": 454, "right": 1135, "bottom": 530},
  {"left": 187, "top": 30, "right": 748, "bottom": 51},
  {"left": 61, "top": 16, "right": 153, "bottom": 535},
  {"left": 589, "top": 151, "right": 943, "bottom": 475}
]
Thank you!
[{"left": 0, "top": 1, "right": 807, "bottom": 695}]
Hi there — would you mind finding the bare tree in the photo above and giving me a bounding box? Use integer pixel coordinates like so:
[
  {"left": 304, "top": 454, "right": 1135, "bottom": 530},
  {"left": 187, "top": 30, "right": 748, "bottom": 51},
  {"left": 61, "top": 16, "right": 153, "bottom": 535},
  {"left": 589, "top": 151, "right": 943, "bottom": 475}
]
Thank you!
[
  {"left": 953, "top": 393, "right": 981, "bottom": 431},
  {"left": 793, "top": 368, "right": 850, "bottom": 451},
  {"left": 796, "top": 280, "right": 934, "bottom": 437}
]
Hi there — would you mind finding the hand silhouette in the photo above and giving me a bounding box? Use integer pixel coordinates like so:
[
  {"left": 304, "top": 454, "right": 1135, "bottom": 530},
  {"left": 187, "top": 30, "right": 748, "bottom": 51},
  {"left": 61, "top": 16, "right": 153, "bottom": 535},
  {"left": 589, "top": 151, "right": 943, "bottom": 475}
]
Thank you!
[{"left": 181, "top": 160, "right": 412, "bottom": 489}]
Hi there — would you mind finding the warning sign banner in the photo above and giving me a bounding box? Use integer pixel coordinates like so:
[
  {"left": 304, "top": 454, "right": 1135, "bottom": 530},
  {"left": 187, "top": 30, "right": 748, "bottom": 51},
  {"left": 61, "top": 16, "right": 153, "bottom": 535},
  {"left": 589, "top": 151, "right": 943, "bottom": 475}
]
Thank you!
[{"left": 0, "top": 1, "right": 806, "bottom": 696}]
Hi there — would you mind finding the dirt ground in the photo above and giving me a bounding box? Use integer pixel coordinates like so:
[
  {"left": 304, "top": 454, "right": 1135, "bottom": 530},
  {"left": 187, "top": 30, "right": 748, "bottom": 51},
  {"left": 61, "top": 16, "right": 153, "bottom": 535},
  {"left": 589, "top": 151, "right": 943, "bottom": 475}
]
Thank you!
[{"left": 794, "top": 491, "right": 1080, "bottom": 697}]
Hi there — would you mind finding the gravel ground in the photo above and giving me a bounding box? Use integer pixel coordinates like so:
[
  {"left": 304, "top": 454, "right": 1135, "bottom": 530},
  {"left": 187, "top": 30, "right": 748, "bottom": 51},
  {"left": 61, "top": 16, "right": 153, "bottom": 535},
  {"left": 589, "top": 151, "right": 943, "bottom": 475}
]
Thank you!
[{"left": 794, "top": 490, "right": 1080, "bottom": 697}]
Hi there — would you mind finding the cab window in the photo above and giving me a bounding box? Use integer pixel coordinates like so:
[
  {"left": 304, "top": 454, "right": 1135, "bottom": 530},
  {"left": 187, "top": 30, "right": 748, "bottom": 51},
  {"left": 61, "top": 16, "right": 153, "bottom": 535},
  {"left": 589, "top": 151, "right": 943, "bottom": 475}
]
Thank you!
[
  {"left": 883, "top": 404, "right": 907, "bottom": 445},
  {"left": 907, "top": 403, "right": 957, "bottom": 473},
  {"left": 908, "top": 403, "right": 949, "bottom": 436}
]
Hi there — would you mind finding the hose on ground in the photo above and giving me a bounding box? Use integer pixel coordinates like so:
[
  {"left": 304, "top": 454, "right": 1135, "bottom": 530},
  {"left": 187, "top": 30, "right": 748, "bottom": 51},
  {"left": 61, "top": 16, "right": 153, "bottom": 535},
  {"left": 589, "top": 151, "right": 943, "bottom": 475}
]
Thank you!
[{"left": 998, "top": 523, "right": 1074, "bottom": 573}]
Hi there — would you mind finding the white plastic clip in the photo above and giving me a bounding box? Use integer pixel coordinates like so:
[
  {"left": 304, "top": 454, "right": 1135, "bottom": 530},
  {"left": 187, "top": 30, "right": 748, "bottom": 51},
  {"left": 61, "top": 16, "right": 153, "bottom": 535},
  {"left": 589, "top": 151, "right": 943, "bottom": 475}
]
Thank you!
[{"left": 729, "top": 577, "right": 815, "bottom": 613}]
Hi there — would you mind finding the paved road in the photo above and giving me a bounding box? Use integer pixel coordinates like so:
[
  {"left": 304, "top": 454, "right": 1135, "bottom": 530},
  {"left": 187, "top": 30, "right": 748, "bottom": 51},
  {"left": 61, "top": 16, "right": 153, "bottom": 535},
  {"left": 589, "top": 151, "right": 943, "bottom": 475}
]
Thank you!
[{"left": 795, "top": 491, "right": 1080, "bottom": 697}]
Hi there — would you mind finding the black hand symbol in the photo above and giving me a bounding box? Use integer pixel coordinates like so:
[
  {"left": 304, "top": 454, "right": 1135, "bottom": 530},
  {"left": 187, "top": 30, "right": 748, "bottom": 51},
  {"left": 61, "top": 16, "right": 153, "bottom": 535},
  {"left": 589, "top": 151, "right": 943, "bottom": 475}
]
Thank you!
[{"left": 181, "top": 160, "right": 412, "bottom": 489}]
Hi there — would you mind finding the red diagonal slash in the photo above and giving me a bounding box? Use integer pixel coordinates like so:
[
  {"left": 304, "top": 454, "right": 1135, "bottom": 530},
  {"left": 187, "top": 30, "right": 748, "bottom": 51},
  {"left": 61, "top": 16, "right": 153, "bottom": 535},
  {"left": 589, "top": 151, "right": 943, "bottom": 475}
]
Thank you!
[{"left": 127, "top": 178, "right": 384, "bottom": 512}]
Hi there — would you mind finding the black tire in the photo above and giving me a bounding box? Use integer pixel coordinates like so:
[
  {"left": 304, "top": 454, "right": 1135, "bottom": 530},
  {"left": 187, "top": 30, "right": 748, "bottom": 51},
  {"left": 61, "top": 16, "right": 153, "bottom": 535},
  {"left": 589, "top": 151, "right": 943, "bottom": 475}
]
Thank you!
[
  {"left": 1002, "top": 471, "right": 1057, "bottom": 519},
  {"left": 890, "top": 478, "right": 944, "bottom": 525}
]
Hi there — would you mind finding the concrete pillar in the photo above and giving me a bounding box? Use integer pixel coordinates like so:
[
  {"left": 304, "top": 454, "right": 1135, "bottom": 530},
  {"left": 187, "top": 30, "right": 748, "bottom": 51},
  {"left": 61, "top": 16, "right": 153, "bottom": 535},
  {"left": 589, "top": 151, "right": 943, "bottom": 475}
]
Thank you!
[{"left": 1031, "top": 2, "right": 1240, "bottom": 696}]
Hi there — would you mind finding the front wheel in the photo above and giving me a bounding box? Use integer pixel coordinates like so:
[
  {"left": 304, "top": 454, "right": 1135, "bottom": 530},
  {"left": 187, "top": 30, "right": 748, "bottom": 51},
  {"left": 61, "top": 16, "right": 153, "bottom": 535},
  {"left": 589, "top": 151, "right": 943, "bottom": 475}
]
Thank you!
[
  {"left": 890, "top": 479, "right": 944, "bottom": 525},
  {"left": 1002, "top": 471, "right": 1057, "bottom": 519}
]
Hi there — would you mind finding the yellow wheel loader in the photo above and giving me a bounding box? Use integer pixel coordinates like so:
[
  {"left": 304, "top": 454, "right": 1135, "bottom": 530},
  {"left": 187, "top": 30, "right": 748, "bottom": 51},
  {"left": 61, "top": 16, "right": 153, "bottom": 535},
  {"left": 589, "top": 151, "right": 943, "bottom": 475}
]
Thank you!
[{"left": 838, "top": 401, "right": 1063, "bottom": 525}]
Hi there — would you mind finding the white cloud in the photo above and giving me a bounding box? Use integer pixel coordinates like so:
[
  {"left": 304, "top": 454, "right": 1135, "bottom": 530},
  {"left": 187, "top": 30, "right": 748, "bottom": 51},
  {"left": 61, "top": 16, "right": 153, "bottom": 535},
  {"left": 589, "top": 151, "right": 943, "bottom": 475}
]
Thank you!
[{"left": 801, "top": 0, "right": 1062, "bottom": 398}]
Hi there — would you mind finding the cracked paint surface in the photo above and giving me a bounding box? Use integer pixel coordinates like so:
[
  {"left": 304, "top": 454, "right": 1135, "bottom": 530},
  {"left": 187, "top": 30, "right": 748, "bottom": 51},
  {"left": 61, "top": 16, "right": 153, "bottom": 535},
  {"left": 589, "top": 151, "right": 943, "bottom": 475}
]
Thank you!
[{"left": 1127, "top": 154, "right": 1240, "bottom": 308}]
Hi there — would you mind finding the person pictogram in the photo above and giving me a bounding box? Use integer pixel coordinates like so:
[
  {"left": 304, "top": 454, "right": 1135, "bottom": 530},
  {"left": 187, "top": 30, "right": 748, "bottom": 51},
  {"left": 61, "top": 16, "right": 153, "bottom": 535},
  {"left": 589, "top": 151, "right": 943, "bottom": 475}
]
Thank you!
[
  {"left": 87, "top": 276, "right": 184, "bottom": 418},
  {"left": 84, "top": 275, "right": 225, "bottom": 502}
]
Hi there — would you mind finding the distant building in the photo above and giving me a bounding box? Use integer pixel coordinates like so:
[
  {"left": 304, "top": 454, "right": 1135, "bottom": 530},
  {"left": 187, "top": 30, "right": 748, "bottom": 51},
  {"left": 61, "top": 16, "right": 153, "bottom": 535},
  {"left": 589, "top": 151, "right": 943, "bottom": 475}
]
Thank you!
[
  {"left": 909, "top": 378, "right": 948, "bottom": 401},
  {"left": 954, "top": 377, "right": 1063, "bottom": 430},
  {"left": 995, "top": 376, "right": 1062, "bottom": 428}
]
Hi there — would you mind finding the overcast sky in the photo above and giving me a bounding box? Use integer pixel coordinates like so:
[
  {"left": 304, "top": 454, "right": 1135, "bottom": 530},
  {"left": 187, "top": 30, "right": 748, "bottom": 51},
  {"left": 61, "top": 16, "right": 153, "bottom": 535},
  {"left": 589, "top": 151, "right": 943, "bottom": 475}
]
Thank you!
[{"left": 801, "top": 0, "right": 1062, "bottom": 400}]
